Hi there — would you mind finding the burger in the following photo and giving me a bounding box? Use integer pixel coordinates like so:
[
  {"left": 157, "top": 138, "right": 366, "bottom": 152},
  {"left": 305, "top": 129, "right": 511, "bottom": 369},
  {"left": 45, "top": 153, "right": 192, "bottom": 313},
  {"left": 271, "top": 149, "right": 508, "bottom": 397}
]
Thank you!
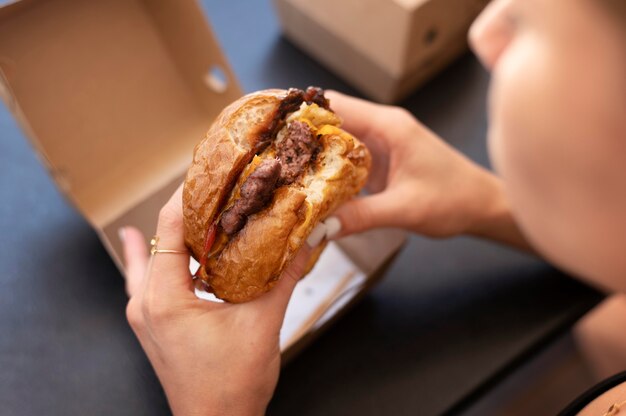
[{"left": 183, "top": 87, "right": 370, "bottom": 303}]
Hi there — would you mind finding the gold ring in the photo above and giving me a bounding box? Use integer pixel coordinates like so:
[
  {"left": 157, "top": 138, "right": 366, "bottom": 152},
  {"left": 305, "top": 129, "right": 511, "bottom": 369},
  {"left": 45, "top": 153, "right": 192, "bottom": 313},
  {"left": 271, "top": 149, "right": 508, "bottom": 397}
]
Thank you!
[{"left": 150, "top": 236, "right": 188, "bottom": 256}]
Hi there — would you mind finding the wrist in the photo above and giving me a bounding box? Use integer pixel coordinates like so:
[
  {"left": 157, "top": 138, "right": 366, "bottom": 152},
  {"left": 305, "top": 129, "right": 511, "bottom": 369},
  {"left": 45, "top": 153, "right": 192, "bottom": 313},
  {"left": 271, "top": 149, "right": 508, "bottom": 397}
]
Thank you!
[
  {"left": 166, "top": 386, "right": 269, "bottom": 416},
  {"left": 170, "top": 398, "right": 267, "bottom": 416},
  {"left": 467, "top": 172, "right": 511, "bottom": 237}
]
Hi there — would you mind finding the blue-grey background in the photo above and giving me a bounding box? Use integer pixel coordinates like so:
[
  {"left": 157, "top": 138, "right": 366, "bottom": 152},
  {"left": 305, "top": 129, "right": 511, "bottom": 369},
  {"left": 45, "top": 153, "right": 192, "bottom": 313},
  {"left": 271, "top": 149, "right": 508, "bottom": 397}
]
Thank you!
[{"left": 0, "top": 1, "right": 602, "bottom": 415}]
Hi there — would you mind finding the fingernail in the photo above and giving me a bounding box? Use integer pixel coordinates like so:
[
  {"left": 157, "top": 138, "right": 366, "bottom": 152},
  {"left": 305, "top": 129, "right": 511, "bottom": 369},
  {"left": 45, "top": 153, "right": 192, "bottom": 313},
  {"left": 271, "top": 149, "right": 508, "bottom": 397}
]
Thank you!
[
  {"left": 118, "top": 227, "right": 126, "bottom": 243},
  {"left": 324, "top": 217, "right": 342, "bottom": 239},
  {"left": 306, "top": 222, "right": 327, "bottom": 247}
]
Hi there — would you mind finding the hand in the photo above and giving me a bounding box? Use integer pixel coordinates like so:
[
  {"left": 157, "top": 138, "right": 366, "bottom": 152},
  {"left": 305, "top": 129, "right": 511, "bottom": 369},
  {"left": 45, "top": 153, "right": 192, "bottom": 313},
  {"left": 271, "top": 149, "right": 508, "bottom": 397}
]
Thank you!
[
  {"left": 121, "top": 185, "right": 312, "bottom": 416},
  {"left": 324, "top": 91, "right": 532, "bottom": 251}
]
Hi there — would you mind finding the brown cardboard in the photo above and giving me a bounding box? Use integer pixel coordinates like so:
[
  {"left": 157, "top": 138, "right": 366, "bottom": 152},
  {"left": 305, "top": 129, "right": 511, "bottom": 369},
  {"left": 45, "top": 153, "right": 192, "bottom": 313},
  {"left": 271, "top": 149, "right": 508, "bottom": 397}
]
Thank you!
[
  {"left": 0, "top": 0, "right": 406, "bottom": 357},
  {"left": 274, "top": 0, "right": 489, "bottom": 103},
  {"left": 0, "top": 0, "right": 242, "bottom": 268},
  {"left": 282, "top": 227, "right": 406, "bottom": 364}
]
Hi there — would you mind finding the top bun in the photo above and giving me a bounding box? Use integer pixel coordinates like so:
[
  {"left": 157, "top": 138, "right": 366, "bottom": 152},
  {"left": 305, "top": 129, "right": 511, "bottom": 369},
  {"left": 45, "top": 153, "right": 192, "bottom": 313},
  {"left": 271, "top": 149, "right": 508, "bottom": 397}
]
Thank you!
[{"left": 183, "top": 88, "right": 370, "bottom": 302}]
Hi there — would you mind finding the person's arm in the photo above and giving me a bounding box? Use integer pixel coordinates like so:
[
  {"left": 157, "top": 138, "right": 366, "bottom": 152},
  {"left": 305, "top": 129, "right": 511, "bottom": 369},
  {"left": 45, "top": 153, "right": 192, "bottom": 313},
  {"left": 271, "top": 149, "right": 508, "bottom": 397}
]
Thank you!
[
  {"left": 324, "top": 90, "right": 535, "bottom": 253},
  {"left": 464, "top": 173, "right": 535, "bottom": 252},
  {"left": 121, "top": 185, "right": 313, "bottom": 416}
]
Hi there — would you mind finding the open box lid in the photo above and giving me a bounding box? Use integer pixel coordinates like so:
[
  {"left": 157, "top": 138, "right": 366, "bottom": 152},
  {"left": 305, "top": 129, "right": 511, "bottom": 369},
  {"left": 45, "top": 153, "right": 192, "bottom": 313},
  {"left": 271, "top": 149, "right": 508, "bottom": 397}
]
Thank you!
[
  {"left": 0, "top": 0, "right": 242, "bottom": 266},
  {"left": 0, "top": 0, "right": 408, "bottom": 359}
]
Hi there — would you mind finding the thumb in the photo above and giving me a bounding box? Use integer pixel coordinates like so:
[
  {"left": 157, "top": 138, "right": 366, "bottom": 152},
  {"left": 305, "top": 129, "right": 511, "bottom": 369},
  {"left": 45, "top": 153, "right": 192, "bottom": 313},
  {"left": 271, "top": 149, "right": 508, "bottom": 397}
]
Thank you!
[
  {"left": 254, "top": 243, "right": 314, "bottom": 315},
  {"left": 328, "top": 192, "right": 398, "bottom": 238}
]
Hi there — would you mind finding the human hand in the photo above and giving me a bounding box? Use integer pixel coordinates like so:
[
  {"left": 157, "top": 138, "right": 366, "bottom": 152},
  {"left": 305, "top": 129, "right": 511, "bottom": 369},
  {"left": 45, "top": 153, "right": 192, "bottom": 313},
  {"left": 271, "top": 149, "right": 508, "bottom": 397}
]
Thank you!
[
  {"left": 325, "top": 90, "right": 518, "bottom": 244},
  {"left": 121, "top": 185, "right": 311, "bottom": 416}
]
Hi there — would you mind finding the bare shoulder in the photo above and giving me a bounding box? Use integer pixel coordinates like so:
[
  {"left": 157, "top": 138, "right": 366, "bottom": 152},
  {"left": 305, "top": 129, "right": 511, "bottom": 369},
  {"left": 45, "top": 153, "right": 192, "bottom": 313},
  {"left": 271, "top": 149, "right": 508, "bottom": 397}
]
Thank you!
[{"left": 577, "top": 381, "right": 626, "bottom": 416}]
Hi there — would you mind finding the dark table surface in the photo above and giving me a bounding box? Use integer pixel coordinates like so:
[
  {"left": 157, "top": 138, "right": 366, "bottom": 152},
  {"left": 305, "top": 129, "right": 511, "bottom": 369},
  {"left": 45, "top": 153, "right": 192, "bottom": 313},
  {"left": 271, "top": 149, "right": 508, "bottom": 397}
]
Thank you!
[{"left": 0, "top": 1, "right": 603, "bottom": 415}]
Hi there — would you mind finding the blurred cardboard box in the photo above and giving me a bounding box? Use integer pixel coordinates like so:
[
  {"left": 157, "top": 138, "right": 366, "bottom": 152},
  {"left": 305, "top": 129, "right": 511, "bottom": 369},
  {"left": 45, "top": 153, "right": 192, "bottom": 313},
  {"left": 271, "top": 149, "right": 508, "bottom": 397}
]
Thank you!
[
  {"left": 0, "top": 0, "right": 405, "bottom": 361},
  {"left": 274, "top": 0, "right": 490, "bottom": 103}
]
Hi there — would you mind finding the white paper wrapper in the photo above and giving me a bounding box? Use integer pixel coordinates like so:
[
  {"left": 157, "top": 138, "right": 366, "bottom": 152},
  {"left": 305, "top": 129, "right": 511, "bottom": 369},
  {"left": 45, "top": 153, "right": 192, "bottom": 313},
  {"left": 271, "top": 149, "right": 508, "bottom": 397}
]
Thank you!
[{"left": 190, "top": 242, "right": 366, "bottom": 352}]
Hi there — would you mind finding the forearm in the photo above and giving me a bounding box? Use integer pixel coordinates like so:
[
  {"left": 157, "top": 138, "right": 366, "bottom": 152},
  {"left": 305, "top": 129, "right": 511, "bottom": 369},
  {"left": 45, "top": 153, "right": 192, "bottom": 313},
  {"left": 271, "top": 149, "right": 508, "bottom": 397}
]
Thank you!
[{"left": 161, "top": 369, "right": 271, "bottom": 416}]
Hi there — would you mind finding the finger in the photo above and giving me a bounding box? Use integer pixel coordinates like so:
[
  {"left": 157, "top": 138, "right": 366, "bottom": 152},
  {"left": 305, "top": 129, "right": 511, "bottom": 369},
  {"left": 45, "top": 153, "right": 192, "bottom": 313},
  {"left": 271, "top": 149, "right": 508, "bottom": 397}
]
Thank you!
[
  {"left": 326, "top": 192, "right": 400, "bottom": 238},
  {"left": 326, "top": 90, "right": 386, "bottom": 139},
  {"left": 326, "top": 90, "right": 392, "bottom": 191},
  {"left": 253, "top": 243, "right": 314, "bottom": 316},
  {"left": 120, "top": 226, "right": 149, "bottom": 297},
  {"left": 146, "top": 184, "right": 195, "bottom": 299}
]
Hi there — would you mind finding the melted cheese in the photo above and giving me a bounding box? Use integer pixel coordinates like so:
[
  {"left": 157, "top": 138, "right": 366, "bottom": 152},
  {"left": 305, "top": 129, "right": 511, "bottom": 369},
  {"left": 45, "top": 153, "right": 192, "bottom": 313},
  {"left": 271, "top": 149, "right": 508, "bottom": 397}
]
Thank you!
[
  {"left": 287, "top": 102, "right": 341, "bottom": 130},
  {"left": 208, "top": 103, "right": 341, "bottom": 261}
]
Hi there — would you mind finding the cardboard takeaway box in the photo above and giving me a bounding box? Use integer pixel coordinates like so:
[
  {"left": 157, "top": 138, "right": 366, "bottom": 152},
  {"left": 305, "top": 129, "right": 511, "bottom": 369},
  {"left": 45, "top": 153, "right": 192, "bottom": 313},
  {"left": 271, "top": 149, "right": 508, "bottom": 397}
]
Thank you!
[
  {"left": 274, "top": 0, "right": 490, "bottom": 103},
  {"left": 0, "top": 0, "right": 406, "bottom": 361}
]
